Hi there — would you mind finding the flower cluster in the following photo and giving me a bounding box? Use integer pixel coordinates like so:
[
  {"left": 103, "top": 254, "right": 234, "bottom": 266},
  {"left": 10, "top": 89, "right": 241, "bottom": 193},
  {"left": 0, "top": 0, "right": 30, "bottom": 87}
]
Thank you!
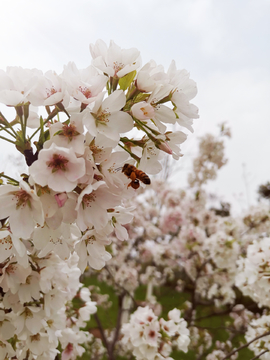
[
  {"left": 0, "top": 40, "right": 198, "bottom": 359},
  {"left": 121, "top": 306, "right": 190, "bottom": 360},
  {"left": 0, "top": 252, "right": 97, "bottom": 360},
  {"left": 235, "top": 236, "right": 270, "bottom": 308},
  {"left": 188, "top": 125, "right": 230, "bottom": 188}
]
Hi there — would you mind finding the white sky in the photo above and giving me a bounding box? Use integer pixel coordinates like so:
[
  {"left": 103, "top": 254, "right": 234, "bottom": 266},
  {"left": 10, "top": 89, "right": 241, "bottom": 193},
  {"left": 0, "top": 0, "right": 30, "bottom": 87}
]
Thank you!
[{"left": 0, "top": 0, "right": 269, "bottom": 213}]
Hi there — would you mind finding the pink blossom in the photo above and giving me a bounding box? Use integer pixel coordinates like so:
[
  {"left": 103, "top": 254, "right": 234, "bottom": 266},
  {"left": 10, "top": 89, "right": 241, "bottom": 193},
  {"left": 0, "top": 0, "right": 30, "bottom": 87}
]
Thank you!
[
  {"left": 76, "top": 181, "right": 121, "bottom": 231},
  {"left": 90, "top": 39, "right": 141, "bottom": 78},
  {"left": 83, "top": 90, "right": 133, "bottom": 141},
  {"left": 0, "top": 180, "right": 44, "bottom": 239},
  {"left": 29, "top": 144, "right": 85, "bottom": 192}
]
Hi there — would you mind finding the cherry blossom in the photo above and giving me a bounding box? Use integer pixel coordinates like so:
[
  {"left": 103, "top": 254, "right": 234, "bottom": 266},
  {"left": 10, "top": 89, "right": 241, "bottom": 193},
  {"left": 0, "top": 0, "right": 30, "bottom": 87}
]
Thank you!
[
  {"left": 75, "top": 181, "right": 121, "bottom": 231},
  {"left": 62, "top": 61, "right": 108, "bottom": 105},
  {"left": 75, "top": 229, "right": 112, "bottom": 271},
  {"left": 0, "top": 66, "right": 41, "bottom": 106},
  {"left": 90, "top": 39, "right": 141, "bottom": 78},
  {"left": 43, "top": 113, "right": 85, "bottom": 155},
  {"left": 27, "top": 70, "right": 69, "bottom": 107},
  {"left": 0, "top": 180, "right": 44, "bottom": 239},
  {"left": 83, "top": 90, "right": 134, "bottom": 141},
  {"left": 29, "top": 143, "right": 86, "bottom": 192}
]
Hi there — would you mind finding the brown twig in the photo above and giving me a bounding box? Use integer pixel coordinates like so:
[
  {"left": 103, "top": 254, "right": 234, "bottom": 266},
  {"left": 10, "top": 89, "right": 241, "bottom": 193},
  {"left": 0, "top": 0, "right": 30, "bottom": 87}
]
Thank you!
[
  {"left": 109, "top": 293, "right": 124, "bottom": 356},
  {"left": 186, "top": 257, "right": 211, "bottom": 325},
  {"left": 221, "top": 331, "right": 270, "bottom": 360},
  {"left": 251, "top": 349, "right": 269, "bottom": 360},
  {"left": 93, "top": 313, "right": 109, "bottom": 351},
  {"left": 105, "top": 265, "right": 138, "bottom": 308},
  {"left": 194, "top": 307, "right": 233, "bottom": 321}
]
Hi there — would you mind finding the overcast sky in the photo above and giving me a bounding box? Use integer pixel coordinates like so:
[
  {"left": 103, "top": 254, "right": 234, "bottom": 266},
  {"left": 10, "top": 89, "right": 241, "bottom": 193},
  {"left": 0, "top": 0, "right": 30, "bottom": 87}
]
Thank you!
[{"left": 0, "top": 0, "right": 269, "bottom": 213}]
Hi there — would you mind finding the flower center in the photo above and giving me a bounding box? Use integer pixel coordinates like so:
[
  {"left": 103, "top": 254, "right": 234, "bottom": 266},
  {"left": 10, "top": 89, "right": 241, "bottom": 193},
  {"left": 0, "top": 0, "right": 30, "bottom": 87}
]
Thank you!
[
  {"left": 46, "top": 86, "right": 57, "bottom": 98},
  {"left": 0, "top": 235, "right": 12, "bottom": 251},
  {"left": 6, "top": 264, "right": 17, "bottom": 275},
  {"left": 78, "top": 86, "right": 92, "bottom": 99},
  {"left": 47, "top": 154, "right": 69, "bottom": 173},
  {"left": 113, "top": 61, "right": 124, "bottom": 76},
  {"left": 86, "top": 235, "right": 96, "bottom": 245},
  {"left": 97, "top": 110, "right": 110, "bottom": 124},
  {"left": 30, "top": 333, "right": 40, "bottom": 342},
  {"left": 82, "top": 192, "right": 97, "bottom": 208},
  {"left": 61, "top": 124, "right": 80, "bottom": 141},
  {"left": 90, "top": 144, "right": 103, "bottom": 156},
  {"left": 13, "top": 189, "right": 31, "bottom": 209}
]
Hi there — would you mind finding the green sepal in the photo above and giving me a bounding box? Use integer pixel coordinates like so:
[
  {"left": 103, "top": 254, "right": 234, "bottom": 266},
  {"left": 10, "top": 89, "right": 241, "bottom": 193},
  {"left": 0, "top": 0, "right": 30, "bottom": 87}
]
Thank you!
[
  {"left": 15, "top": 131, "right": 31, "bottom": 154},
  {"left": 36, "top": 185, "right": 51, "bottom": 197},
  {"left": 35, "top": 125, "right": 50, "bottom": 152},
  {"left": 106, "top": 80, "right": 111, "bottom": 95},
  {"left": 54, "top": 130, "right": 64, "bottom": 136},
  {"left": 156, "top": 92, "right": 172, "bottom": 105},
  {"left": 133, "top": 92, "right": 150, "bottom": 103},
  {"left": 23, "top": 104, "right": 30, "bottom": 123},
  {"left": 119, "top": 70, "right": 136, "bottom": 91}
]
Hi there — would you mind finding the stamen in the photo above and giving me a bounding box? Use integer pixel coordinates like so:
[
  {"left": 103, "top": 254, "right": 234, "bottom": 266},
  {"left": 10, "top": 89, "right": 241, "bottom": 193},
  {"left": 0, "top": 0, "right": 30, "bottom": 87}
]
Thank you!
[
  {"left": 78, "top": 86, "right": 92, "bottom": 99},
  {"left": 46, "top": 154, "right": 69, "bottom": 173},
  {"left": 82, "top": 192, "right": 97, "bottom": 208},
  {"left": 11, "top": 189, "right": 32, "bottom": 209}
]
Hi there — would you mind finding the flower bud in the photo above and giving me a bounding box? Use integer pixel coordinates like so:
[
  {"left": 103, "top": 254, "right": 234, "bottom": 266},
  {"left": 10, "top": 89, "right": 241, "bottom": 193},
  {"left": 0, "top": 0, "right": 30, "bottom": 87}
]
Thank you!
[
  {"left": 55, "top": 192, "right": 68, "bottom": 207},
  {"left": 131, "top": 101, "right": 155, "bottom": 120},
  {"left": 156, "top": 141, "right": 173, "bottom": 155}
]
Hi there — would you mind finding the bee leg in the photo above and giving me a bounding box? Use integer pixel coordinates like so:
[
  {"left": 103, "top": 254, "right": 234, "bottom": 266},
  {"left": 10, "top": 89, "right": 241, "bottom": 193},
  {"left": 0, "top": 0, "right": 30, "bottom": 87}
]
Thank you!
[{"left": 130, "top": 171, "right": 137, "bottom": 182}]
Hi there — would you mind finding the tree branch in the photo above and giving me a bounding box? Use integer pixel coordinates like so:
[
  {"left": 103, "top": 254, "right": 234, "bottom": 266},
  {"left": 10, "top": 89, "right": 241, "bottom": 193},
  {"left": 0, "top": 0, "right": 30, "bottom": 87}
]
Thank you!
[
  {"left": 194, "top": 307, "right": 233, "bottom": 321},
  {"left": 109, "top": 293, "right": 124, "bottom": 355},
  {"left": 105, "top": 265, "right": 138, "bottom": 308},
  {"left": 251, "top": 349, "right": 269, "bottom": 360},
  {"left": 93, "top": 313, "right": 109, "bottom": 351},
  {"left": 222, "top": 331, "right": 270, "bottom": 360}
]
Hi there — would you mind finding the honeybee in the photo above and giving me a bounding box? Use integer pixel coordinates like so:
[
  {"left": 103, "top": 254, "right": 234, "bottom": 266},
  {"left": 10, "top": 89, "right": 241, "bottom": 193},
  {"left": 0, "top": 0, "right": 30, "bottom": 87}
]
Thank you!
[{"left": 122, "top": 164, "right": 151, "bottom": 190}]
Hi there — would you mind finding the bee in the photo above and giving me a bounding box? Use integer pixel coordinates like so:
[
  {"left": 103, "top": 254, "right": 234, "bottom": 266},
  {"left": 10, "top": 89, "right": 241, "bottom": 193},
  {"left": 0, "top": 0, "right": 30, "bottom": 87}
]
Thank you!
[{"left": 122, "top": 164, "right": 151, "bottom": 190}]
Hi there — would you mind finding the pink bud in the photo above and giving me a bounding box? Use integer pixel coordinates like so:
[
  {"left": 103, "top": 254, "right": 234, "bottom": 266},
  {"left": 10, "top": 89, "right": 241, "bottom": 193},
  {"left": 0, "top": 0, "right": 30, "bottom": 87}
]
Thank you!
[
  {"left": 55, "top": 192, "right": 68, "bottom": 208},
  {"left": 157, "top": 141, "right": 173, "bottom": 155},
  {"left": 62, "top": 343, "right": 73, "bottom": 360}
]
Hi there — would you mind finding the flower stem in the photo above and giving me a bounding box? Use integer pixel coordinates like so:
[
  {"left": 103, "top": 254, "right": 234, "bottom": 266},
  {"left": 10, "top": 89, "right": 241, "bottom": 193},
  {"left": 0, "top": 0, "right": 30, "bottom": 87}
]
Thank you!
[
  {"left": 0, "top": 173, "right": 19, "bottom": 185},
  {"left": 28, "top": 116, "right": 49, "bottom": 141},
  {"left": 0, "top": 135, "right": 16, "bottom": 144},
  {"left": 0, "top": 125, "right": 17, "bottom": 138},
  {"left": 16, "top": 106, "right": 26, "bottom": 142},
  {"left": 118, "top": 143, "right": 140, "bottom": 162},
  {"left": 0, "top": 112, "right": 18, "bottom": 137},
  {"left": 134, "top": 117, "right": 159, "bottom": 138}
]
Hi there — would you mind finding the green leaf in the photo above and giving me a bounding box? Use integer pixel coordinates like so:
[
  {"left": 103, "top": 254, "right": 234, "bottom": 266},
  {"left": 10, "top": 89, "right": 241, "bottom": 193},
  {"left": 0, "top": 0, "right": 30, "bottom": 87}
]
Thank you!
[{"left": 119, "top": 71, "right": 137, "bottom": 91}]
